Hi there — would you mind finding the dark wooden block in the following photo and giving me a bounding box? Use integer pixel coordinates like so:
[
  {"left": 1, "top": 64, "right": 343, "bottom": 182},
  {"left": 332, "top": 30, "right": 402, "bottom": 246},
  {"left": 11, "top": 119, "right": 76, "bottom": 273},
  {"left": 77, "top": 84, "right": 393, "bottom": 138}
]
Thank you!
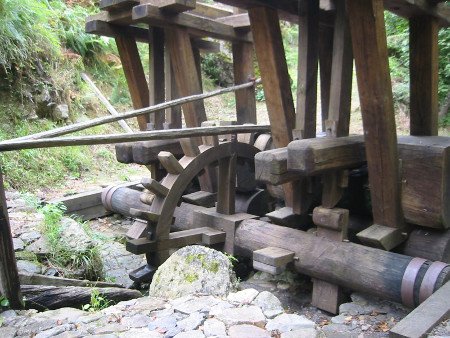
[
  {"left": 254, "top": 147, "right": 299, "bottom": 185},
  {"left": 100, "top": 0, "right": 139, "bottom": 11},
  {"left": 253, "top": 246, "right": 295, "bottom": 267}
]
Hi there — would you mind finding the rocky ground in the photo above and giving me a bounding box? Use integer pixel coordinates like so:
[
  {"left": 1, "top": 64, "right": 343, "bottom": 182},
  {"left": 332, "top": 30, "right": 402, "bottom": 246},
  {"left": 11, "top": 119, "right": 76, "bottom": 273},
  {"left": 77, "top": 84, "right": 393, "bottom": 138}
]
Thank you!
[{"left": 1, "top": 189, "right": 449, "bottom": 337}]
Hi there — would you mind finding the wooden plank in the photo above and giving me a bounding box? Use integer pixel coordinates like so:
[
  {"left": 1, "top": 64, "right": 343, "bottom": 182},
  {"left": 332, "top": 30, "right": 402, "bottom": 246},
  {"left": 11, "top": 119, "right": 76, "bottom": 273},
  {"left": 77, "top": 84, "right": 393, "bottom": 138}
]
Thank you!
[
  {"left": 232, "top": 42, "right": 257, "bottom": 124},
  {"left": 164, "top": 41, "right": 182, "bottom": 129},
  {"left": 253, "top": 261, "right": 285, "bottom": 275},
  {"left": 265, "top": 206, "right": 307, "bottom": 228},
  {"left": 254, "top": 147, "right": 298, "bottom": 185},
  {"left": 149, "top": 27, "right": 166, "bottom": 130},
  {"left": 216, "top": 13, "right": 250, "bottom": 28},
  {"left": 390, "top": 281, "right": 450, "bottom": 338},
  {"left": 295, "top": 0, "right": 320, "bottom": 139},
  {"left": 357, "top": 224, "right": 405, "bottom": 251},
  {"left": 312, "top": 279, "right": 346, "bottom": 314},
  {"left": 151, "top": 0, "right": 196, "bottom": 13},
  {"left": 409, "top": 15, "right": 439, "bottom": 136},
  {"left": 347, "top": 0, "right": 404, "bottom": 230},
  {"left": 313, "top": 206, "right": 349, "bottom": 231},
  {"left": 248, "top": 6, "right": 296, "bottom": 207},
  {"left": 158, "top": 151, "right": 184, "bottom": 174},
  {"left": 141, "top": 177, "right": 169, "bottom": 196},
  {"left": 19, "top": 272, "right": 122, "bottom": 288},
  {"left": 192, "top": 1, "right": 233, "bottom": 18},
  {"left": 115, "top": 31, "right": 150, "bottom": 130},
  {"left": 100, "top": 0, "right": 139, "bottom": 11},
  {"left": 0, "top": 170, "right": 22, "bottom": 308},
  {"left": 182, "top": 191, "right": 217, "bottom": 207},
  {"left": 85, "top": 20, "right": 149, "bottom": 43},
  {"left": 132, "top": 5, "right": 253, "bottom": 42},
  {"left": 253, "top": 246, "right": 295, "bottom": 267},
  {"left": 131, "top": 139, "right": 184, "bottom": 165}
]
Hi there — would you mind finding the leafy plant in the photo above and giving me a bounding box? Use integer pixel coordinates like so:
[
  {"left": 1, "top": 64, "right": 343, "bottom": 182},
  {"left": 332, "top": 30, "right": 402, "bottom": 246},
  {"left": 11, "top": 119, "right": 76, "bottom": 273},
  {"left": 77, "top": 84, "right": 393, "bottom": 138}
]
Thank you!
[
  {"left": 0, "top": 295, "right": 9, "bottom": 308},
  {"left": 82, "top": 288, "right": 111, "bottom": 312}
]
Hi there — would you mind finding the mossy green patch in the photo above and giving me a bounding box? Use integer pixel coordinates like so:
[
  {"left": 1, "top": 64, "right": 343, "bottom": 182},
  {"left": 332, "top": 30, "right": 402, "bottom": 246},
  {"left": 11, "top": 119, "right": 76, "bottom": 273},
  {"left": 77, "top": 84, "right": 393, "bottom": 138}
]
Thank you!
[{"left": 184, "top": 272, "right": 198, "bottom": 283}]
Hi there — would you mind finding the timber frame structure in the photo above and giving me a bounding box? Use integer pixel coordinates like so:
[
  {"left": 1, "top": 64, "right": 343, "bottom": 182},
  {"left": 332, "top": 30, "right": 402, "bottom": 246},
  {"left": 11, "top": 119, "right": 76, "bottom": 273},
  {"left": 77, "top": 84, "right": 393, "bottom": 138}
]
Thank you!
[{"left": 1, "top": 0, "right": 450, "bottom": 334}]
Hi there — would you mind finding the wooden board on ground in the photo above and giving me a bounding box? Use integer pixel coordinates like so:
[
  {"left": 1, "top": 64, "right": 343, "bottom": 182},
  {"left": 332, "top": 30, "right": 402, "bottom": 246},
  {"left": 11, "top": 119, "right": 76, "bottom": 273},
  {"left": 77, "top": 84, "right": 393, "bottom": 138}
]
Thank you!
[{"left": 390, "top": 281, "right": 450, "bottom": 338}]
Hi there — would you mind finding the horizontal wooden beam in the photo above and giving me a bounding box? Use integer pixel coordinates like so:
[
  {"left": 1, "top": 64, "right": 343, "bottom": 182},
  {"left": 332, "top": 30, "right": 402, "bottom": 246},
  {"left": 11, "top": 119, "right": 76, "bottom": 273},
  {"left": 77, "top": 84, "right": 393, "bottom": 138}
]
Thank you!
[
  {"left": 0, "top": 125, "right": 271, "bottom": 152},
  {"left": 100, "top": 0, "right": 139, "bottom": 11},
  {"left": 132, "top": 4, "right": 252, "bottom": 42},
  {"left": 216, "top": 13, "right": 250, "bottom": 28}
]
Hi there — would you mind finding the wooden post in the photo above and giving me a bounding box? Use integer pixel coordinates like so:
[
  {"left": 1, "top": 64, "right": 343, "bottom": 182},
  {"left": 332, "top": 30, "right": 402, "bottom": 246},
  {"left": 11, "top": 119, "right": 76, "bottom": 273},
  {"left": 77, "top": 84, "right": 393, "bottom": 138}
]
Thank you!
[
  {"left": 248, "top": 6, "right": 297, "bottom": 206},
  {"left": 409, "top": 16, "right": 439, "bottom": 136},
  {"left": 149, "top": 27, "right": 166, "bottom": 130},
  {"left": 296, "top": 0, "right": 320, "bottom": 139},
  {"left": 0, "top": 169, "right": 23, "bottom": 309},
  {"left": 164, "top": 43, "right": 182, "bottom": 129},
  {"left": 115, "top": 32, "right": 150, "bottom": 131},
  {"left": 232, "top": 42, "right": 257, "bottom": 124},
  {"left": 347, "top": 0, "right": 404, "bottom": 246},
  {"left": 165, "top": 27, "right": 207, "bottom": 128},
  {"left": 318, "top": 25, "right": 334, "bottom": 133}
]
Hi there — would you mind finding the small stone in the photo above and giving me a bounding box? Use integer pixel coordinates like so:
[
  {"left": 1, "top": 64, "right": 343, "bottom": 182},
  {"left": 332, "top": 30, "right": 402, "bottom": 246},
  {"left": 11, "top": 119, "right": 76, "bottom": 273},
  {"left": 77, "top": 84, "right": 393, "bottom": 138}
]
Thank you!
[
  {"left": 52, "top": 331, "right": 84, "bottom": 338},
  {"left": 173, "top": 330, "right": 205, "bottom": 338},
  {"left": 53, "top": 104, "right": 70, "bottom": 121},
  {"left": 32, "top": 307, "right": 86, "bottom": 324},
  {"left": 276, "top": 282, "right": 290, "bottom": 290},
  {"left": 0, "top": 310, "right": 18, "bottom": 320},
  {"left": 361, "top": 324, "right": 371, "bottom": 331},
  {"left": 227, "top": 289, "right": 259, "bottom": 304},
  {"left": 26, "top": 237, "right": 51, "bottom": 256},
  {"left": 177, "top": 312, "right": 205, "bottom": 331},
  {"left": 203, "top": 318, "right": 226, "bottom": 337},
  {"left": 281, "top": 328, "right": 317, "bottom": 338},
  {"left": 119, "top": 328, "right": 164, "bottom": 338},
  {"left": 148, "top": 316, "right": 178, "bottom": 332},
  {"left": 34, "top": 324, "right": 75, "bottom": 338},
  {"left": 266, "top": 314, "right": 315, "bottom": 333},
  {"left": 174, "top": 296, "right": 219, "bottom": 314},
  {"left": 331, "top": 314, "right": 348, "bottom": 325},
  {"left": 121, "top": 314, "right": 153, "bottom": 328},
  {"left": 339, "top": 303, "right": 374, "bottom": 316},
  {"left": 16, "top": 260, "right": 42, "bottom": 274},
  {"left": 88, "top": 323, "right": 128, "bottom": 335},
  {"left": 228, "top": 324, "right": 271, "bottom": 338},
  {"left": 0, "top": 326, "right": 17, "bottom": 338},
  {"left": 208, "top": 301, "right": 234, "bottom": 317},
  {"left": 252, "top": 291, "right": 284, "bottom": 319},
  {"left": 13, "top": 238, "right": 25, "bottom": 251},
  {"left": 20, "top": 231, "right": 41, "bottom": 244},
  {"left": 214, "top": 306, "right": 266, "bottom": 327},
  {"left": 60, "top": 217, "right": 93, "bottom": 252}
]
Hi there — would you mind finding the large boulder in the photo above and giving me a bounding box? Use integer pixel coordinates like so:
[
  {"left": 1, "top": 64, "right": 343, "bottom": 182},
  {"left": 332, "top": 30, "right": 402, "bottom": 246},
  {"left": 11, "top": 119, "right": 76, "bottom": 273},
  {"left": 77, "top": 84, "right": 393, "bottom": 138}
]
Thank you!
[{"left": 149, "top": 245, "right": 238, "bottom": 299}]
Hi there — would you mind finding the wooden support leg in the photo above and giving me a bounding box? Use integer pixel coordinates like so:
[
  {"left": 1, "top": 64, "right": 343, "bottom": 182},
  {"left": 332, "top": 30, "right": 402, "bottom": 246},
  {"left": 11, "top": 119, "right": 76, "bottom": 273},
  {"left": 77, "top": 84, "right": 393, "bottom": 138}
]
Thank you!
[
  {"left": 0, "top": 170, "right": 23, "bottom": 309},
  {"left": 115, "top": 32, "right": 150, "bottom": 131},
  {"left": 248, "top": 6, "right": 297, "bottom": 207},
  {"left": 232, "top": 42, "right": 257, "bottom": 124},
  {"left": 347, "top": 0, "right": 404, "bottom": 249},
  {"left": 164, "top": 42, "right": 182, "bottom": 129},
  {"left": 217, "top": 154, "right": 237, "bottom": 215},
  {"left": 295, "top": 0, "right": 320, "bottom": 140},
  {"left": 149, "top": 27, "right": 166, "bottom": 130},
  {"left": 318, "top": 25, "right": 334, "bottom": 133},
  {"left": 409, "top": 16, "right": 439, "bottom": 136}
]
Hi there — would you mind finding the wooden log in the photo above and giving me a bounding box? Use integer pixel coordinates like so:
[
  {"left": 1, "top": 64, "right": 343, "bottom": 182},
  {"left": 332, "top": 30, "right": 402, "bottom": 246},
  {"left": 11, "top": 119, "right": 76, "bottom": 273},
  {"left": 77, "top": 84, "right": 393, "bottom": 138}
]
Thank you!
[
  {"left": 0, "top": 125, "right": 270, "bottom": 152},
  {"left": 21, "top": 285, "right": 141, "bottom": 310},
  {"left": 234, "top": 219, "right": 450, "bottom": 306},
  {"left": 232, "top": 42, "right": 257, "bottom": 124},
  {"left": 295, "top": 0, "right": 320, "bottom": 139},
  {"left": 402, "top": 228, "right": 450, "bottom": 263},
  {"left": 347, "top": 0, "right": 404, "bottom": 232},
  {"left": 390, "top": 281, "right": 450, "bottom": 338},
  {"left": 409, "top": 15, "right": 439, "bottom": 136},
  {"left": 19, "top": 272, "right": 123, "bottom": 288},
  {"left": 81, "top": 73, "right": 133, "bottom": 133},
  {"left": 115, "top": 31, "right": 150, "bottom": 130},
  {"left": 3, "top": 79, "right": 260, "bottom": 143},
  {"left": 0, "top": 170, "right": 22, "bottom": 308},
  {"left": 101, "top": 184, "right": 149, "bottom": 216}
]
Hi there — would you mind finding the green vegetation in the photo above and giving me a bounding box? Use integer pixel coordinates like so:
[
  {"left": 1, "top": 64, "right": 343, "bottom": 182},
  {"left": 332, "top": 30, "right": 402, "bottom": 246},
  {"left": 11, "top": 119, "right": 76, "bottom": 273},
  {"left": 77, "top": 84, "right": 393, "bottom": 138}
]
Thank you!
[
  {"left": 185, "top": 253, "right": 220, "bottom": 273},
  {"left": 82, "top": 288, "right": 111, "bottom": 312},
  {"left": 40, "top": 203, "right": 103, "bottom": 280},
  {"left": 184, "top": 272, "right": 199, "bottom": 283}
]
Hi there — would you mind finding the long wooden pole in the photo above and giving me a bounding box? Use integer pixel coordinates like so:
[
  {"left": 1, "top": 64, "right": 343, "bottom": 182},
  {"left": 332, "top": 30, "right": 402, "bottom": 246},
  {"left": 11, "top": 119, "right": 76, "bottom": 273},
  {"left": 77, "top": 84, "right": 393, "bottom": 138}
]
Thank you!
[
  {"left": 81, "top": 73, "right": 134, "bottom": 133},
  {"left": 0, "top": 125, "right": 270, "bottom": 152},
  {"left": 3, "top": 80, "right": 261, "bottom": 143}
]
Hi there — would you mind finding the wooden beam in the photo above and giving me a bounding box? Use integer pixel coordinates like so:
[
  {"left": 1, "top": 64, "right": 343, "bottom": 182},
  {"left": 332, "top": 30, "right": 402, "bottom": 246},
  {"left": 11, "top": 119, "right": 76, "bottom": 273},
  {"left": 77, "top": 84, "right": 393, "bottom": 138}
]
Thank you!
[
  {"left": 149, "top": 27, "right": 166, "bottom": 130},
  {"left": 248, "top": 6, "right": 296, "bottom": 207},
  {"left": 151, "top": 0, "right": 196, "bottom": 13},
  {"left": 115, "top": 31, "right": 150, "bottom": 130},
  {"left": 347, "top": 0, "right": 404, "bottom": 230},
  {"left": 232, "top": 42, "right": 257, "bottom": 124},
  {"left": 318, "top": 25, "right": 334, "bottom": 133},
  {"left": 216, "top": 13, "right": 251, "bottom": 28},
  {"left": 217, "top": 154, "right": 237, "bottom": 215},
  {"left": 0, "top": 170, "right": 23, "bottom": 308},
  {"left": 132, "top": 4, "right": 253, "bottom": 42},
  {"left": 327, "top": 0, "right": 353, "bottom": 137},
  {"left": 409, "top": 15, "right": 439, "bottom": 136},
  {"left": 296, "top": 0, "right": 320, "bottom": 139},
  {"left": 192, "top": 1, "right": 233, "bottom": 18},
  {"left": 100, "top": 0, "right": 139, "bottom": 11}
]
